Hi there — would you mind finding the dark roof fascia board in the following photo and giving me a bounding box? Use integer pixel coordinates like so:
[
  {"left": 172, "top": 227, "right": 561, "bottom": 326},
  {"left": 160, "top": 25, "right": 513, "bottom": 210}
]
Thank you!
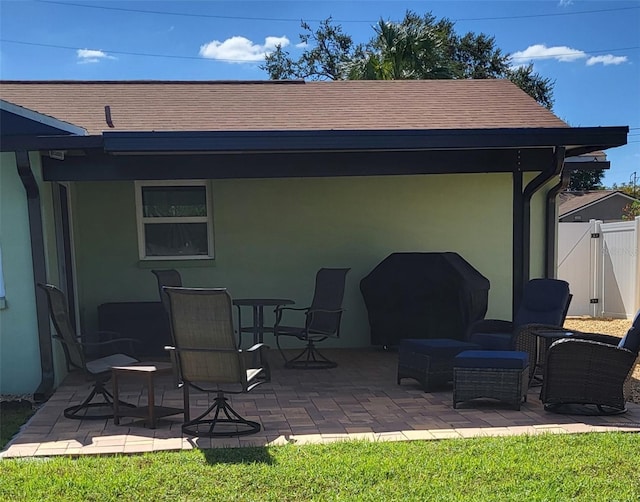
[
  {"left": 41, "top": 148, "right": 556, "bottom": 182},
  {"left": 102, "top": 126, "right": 628, "bottom": 154},
  {"left": 560, "top": 191, "right": 639, "bottom": 218},
  {"left": 0, "top": 134, "right": 104, "bottom": 152},
  {"left": 1, "top": 126, "right": 627, "bottom": 155}
]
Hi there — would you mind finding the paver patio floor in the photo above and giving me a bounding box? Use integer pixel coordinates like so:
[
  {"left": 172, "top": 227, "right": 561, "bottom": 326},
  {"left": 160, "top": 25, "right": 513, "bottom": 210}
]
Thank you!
[{"left": 3, "top": 348, "right": 639, "bottom": 457}]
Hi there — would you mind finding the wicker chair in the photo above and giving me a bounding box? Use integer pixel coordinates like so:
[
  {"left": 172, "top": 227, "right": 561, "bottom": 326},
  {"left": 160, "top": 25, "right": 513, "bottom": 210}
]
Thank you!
[
  {"left": 164, "top": 287, "right": 269, "bottom": 437},
  {"left": 541, "top": 311, "right": 640, "bottom": 415},
  {"left": 274, "top": 268, "right": 350, "bottom": 369},
  {"left": 468, "top": 279, "right": 572, "bottom": 380},
  {"left": 37, "top": 283, "right": 139, "bottom": 419}
]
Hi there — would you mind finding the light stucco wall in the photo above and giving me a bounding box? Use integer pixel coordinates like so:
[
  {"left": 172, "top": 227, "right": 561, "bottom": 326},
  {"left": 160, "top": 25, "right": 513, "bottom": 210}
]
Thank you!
[{"left": 70, "top": 173, "right": 547, "bottom": 349}]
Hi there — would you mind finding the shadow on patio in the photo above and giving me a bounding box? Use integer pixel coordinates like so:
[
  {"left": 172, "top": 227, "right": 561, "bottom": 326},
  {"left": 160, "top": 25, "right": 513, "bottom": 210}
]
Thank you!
[{"left": 3, "top": 348, "right": 640, "bottom": 458}]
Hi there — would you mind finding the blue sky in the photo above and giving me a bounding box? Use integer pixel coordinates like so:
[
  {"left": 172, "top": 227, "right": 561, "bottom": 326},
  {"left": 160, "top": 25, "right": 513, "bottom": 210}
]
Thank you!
[{"left": 1, "top": 0, "right": 639, "bottom": 187}]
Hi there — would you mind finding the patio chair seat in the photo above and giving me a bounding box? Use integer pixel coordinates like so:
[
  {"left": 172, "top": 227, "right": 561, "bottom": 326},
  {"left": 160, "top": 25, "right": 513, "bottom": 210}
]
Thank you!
[
  {"left": 397, "top": 338, "right": 481, "bottom": 391},
  {"left": 86, "top": 354, "right": 138, "bottom": 374},
  {"left": 453, "top": 350, "right": 529, "bottom": 410}
]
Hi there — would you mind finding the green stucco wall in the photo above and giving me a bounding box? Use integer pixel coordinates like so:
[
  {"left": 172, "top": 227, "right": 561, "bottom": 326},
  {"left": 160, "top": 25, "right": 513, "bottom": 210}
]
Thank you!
[
  {"left": 71, "top": 173, "right": 544, "bottom": 349},
  {"left": 0, "top": 152, "right": 41, "bottom": 395},
  {"left": 0, "top": 152, "right": 66, "bottom": 396}
]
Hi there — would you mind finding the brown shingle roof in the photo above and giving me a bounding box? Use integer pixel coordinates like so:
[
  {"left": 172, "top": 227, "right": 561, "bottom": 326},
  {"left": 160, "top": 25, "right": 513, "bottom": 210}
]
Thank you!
[{"left": 0, "top": 79, "right": 568, "bottom": 136}]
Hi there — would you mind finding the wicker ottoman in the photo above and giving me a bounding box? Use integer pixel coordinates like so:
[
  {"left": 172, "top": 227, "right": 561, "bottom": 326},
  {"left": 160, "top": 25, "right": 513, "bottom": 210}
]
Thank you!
[
  {"left": 453, "top": 350, "right": 529, "bottom": 410},
  {"left": 397, "top": 339, "right": 481, "bottom": 391}
]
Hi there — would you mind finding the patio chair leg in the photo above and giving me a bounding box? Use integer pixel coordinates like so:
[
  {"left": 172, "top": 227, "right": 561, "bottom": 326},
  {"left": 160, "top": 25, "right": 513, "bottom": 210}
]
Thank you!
[
  {"left": 64, "top": 381, "right": 135, "bottom": 420},
  {"left": 284, "top": 340, "right": 337, "bottom": 369},
  {"left": 181, "top": 391, "right": 261, "bottom": 437}
]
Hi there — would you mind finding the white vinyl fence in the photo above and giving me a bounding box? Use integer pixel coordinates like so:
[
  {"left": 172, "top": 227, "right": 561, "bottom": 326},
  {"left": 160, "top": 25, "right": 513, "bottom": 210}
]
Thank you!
[{"left": 558, "top": 217, "right": 640, "bottom": 319}]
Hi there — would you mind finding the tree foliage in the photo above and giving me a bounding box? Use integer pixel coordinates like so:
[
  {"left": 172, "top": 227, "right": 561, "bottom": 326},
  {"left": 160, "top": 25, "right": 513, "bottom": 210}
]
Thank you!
[
  {"left": 261, "top": 11, "right": 555, "bottom": 109},
  {"left": 566, "top": 169, "right": 605, "bottom": 191},
  {"left": 622, "top": 200, "right": 640, "bottom": 220},
  {"left": 611, "top": 181, "right": 640, "bottom": 197}
]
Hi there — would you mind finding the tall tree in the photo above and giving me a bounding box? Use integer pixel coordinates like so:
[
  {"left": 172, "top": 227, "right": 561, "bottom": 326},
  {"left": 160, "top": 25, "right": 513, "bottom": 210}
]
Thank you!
[
  {"left": 261, "top": 11, "right": 555, "bottom": 109},
  {"left": 345, "top": 13, "right": 455, "bottom": 80}
]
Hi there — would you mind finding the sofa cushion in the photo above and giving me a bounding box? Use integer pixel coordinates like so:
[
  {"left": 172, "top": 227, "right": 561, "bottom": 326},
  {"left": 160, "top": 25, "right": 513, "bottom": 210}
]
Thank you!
[{"left": 454, "top": 350, "right": 529, "bottom": 369}]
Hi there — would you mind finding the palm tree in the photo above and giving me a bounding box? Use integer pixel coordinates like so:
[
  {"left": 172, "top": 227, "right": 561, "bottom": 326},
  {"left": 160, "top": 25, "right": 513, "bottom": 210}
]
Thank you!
[{"left": 346, "top": 18, "right": 455, "bottom": 80}]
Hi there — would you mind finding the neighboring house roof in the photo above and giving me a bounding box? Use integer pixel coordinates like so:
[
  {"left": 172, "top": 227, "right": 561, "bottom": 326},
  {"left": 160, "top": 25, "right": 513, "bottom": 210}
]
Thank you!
[
  {"left": 0, "top": 79, "right": 569, "bottom": 135},
  {"left": 558, "top": 190, "right": 638, "bottom": 218}
]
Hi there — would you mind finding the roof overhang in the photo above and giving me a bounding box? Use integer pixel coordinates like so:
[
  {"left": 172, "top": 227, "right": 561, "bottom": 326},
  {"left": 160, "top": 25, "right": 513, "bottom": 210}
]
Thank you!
[
  {"left": 0, "top": 99, "right": 88, "bottom": 137},
  {"left": 100, "top": 127, "right": 628, "bottom": 155},
  {"left": 1, "top": 125, "right": 628, "bottom": 182}
]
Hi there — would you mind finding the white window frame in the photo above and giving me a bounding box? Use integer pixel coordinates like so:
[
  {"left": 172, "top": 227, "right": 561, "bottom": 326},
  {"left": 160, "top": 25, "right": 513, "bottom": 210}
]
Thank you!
[{"left": 134, "top": 180, "right": 214, "bottom": 261}]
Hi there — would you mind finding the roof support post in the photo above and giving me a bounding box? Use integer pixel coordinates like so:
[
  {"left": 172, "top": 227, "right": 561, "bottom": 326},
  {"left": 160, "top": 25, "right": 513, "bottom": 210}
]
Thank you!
[
  {"left": 16, "top": 150, "right": 54, "bottom": 401},
  {"left": 512, "top": 157, "right": 524, "bottom": 317},
  {"left": 513, "top": 147, "right": 566, "bottom": 318},
  {"left": 545, "top": 161, "right": 571, "bottom": 277}
]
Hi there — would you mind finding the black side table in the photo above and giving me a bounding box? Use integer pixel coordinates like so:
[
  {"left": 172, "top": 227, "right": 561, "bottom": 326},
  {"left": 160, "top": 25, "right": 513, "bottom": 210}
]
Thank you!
[{"left": 530, "top": 330, "right": 575, "bottom": 384}]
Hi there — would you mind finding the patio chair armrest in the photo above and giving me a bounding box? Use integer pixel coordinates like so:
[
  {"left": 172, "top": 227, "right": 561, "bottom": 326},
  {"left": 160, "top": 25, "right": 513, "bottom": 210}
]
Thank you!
[
  {"left": 96, "top": 330, "right": 124, "bottom": 341},
  {"left": 307, "top": 307, "right": 345, "bottom": 315},
  {"left": 243, "top": 343, "right": 268, "bottom": 353},
  {"left": 567, "top": 332, "right": 621, "bottom": 345},
  {"left": 78, "top": 336, "right": 140, "bottom": 355},
  {"left": 274, "top": 305, "right": 309, "bottom": 325},
  {"left": 544, "top": 338, "right": 638, "bottom": 392}
]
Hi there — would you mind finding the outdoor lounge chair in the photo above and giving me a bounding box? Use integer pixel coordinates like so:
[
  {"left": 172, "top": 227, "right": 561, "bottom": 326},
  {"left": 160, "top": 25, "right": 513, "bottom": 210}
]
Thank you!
[
  {"left": 274, "top": 268, "right": 350, "bottom": 369},
  {"left": 468, "top": 278, "right": 571, "bottom": 379},
  {"left": 164, "top": 287, "right": 269, "bottom": 437},
  {"left": 37, "top": 283, "right": 139, "bottom": 419},
  {"left": 540, "top": 310, "right": 640, "bottom": 415}
]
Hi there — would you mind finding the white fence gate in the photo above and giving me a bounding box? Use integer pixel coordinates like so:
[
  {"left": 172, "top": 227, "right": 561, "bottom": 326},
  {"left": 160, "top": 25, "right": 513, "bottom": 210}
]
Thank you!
[{"left": 557, "top": 217, "right": 640, "bottom": 319}]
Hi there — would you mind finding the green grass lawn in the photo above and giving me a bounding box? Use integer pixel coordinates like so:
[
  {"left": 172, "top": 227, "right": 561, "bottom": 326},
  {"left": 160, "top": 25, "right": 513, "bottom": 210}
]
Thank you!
[
  {"left": 0, "top": 400, "right": 34, "bottom": 449},
  {"left": 2, "top": 431, "right": 639, "bottom": 501}
]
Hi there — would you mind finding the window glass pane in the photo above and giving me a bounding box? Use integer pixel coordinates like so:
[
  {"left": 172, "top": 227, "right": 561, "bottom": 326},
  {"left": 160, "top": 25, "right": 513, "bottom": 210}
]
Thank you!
[
  {"left": 145, "top": 223, "right": 208, "bottom": 256},
  {"left": 142, "top": 186, "right": 207, "bottom": 218}
]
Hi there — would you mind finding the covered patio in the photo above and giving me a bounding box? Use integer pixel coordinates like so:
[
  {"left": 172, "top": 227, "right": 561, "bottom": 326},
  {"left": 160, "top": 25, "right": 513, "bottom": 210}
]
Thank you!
[{"left": 3, "top": 348, "right": 639, "bottom": 458}]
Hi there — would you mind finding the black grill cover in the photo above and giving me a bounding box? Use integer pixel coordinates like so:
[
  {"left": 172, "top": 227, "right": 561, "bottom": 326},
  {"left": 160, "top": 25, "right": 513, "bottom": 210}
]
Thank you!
[{"left": 360, "top": 252, "right": 490, "bottom": 346}]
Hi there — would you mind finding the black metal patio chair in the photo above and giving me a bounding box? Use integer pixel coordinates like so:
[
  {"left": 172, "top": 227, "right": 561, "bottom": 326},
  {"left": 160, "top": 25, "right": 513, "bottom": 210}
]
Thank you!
[
  {"left": 274, "top": 268, "right": 350, "bottom": 369},
  {"left": 37, "top": 283, "right": 139, "bottom": 419}
]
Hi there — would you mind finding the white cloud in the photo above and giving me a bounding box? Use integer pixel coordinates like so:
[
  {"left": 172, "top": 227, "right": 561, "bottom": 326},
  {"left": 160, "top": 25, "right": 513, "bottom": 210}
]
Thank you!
[
  {"left": 586, "top": 55, "right": 628, "bottom": 66},
  {"left": 76, "top": 48, "right": 115, "bottom": 64},
  {"left": 295, "top": 41, "right": 308, "bottom": 49},
  {"left": 558, "top": 0, "right": 573, "bottom": 6},
  {"left": 510, "top": 44, "right": 586, "bottom": 64},
  {"left": 199, "top": 35, "right": 289, "bottom": 63}
]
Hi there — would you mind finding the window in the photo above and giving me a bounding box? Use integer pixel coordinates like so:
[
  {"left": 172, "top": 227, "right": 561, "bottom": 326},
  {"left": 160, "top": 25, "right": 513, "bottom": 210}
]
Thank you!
[{"left": 135, "top": 181, "right": 214, "bottom": 260}]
